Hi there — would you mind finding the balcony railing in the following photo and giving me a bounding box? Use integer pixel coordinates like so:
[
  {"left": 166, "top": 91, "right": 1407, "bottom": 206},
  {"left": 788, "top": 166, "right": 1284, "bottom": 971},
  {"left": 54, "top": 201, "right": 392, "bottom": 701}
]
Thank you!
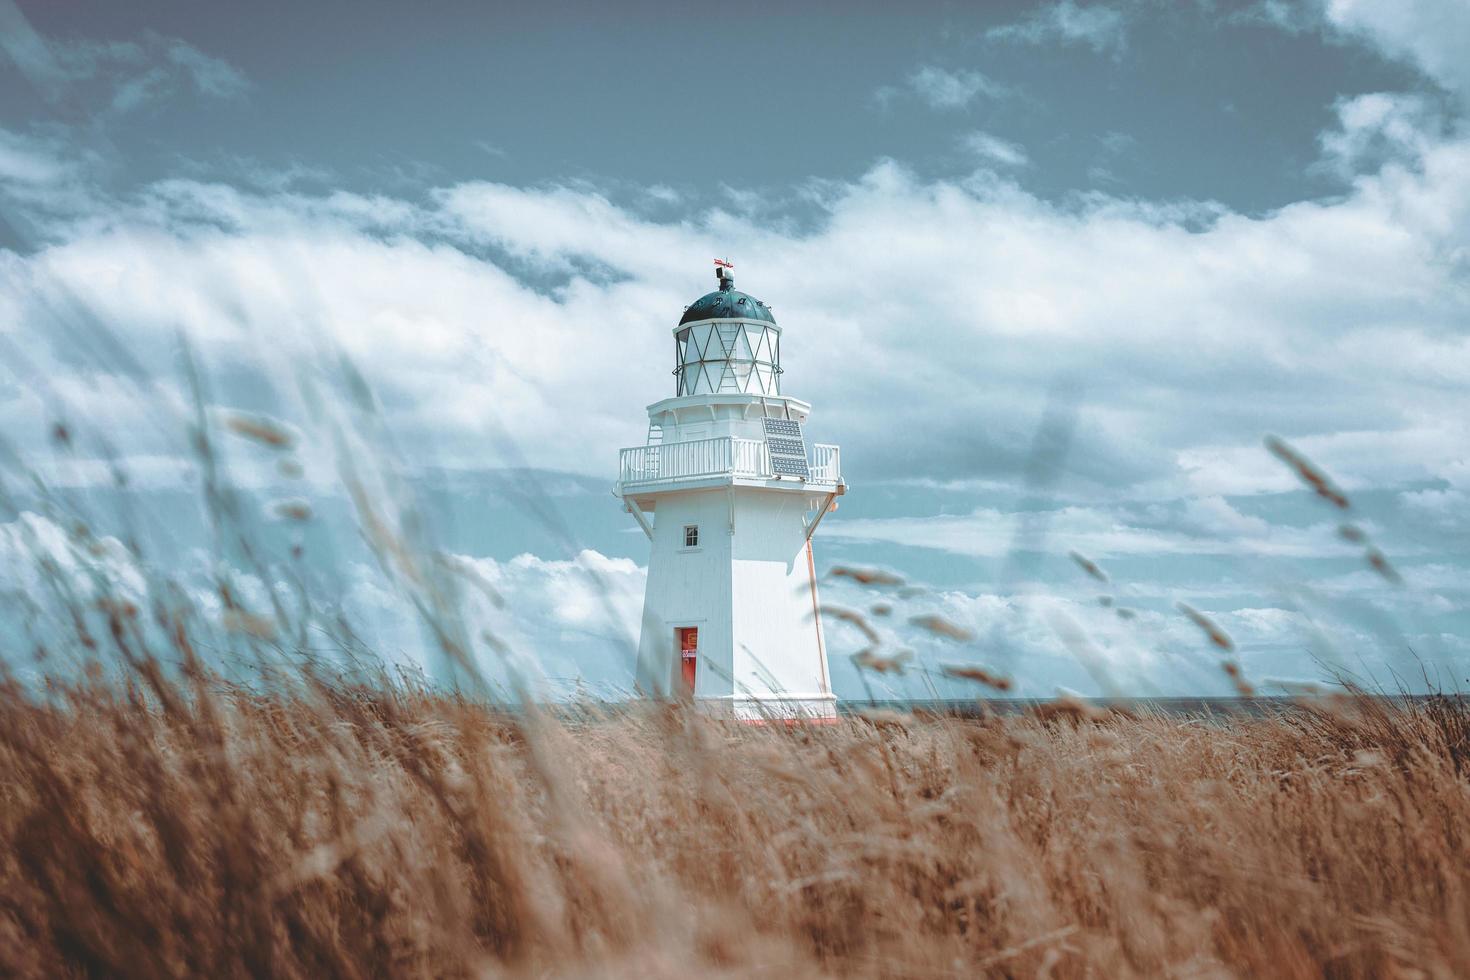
[
  {"left": 810, "top": 443, "right": 840, "bottom": 484},
  {"left": 619, "top": 436, "right": 841, "bottom": 488}
]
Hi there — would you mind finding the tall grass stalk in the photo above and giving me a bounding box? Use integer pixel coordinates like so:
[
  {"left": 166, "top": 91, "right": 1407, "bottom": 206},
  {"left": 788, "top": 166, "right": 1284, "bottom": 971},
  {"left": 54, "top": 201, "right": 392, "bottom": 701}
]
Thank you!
[{"left": 3, "top": 666, "right": 1470, "bottom": 977}]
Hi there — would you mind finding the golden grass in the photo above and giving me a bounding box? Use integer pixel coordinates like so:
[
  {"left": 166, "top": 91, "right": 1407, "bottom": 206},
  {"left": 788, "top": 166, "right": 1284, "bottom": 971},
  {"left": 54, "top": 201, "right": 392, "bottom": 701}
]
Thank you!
[
  {"left": 4, "top": 671, "right": 1469, "bottom": 978},
  {"left": 1, "top": 400, "right": 1459, "bottom": 976}
]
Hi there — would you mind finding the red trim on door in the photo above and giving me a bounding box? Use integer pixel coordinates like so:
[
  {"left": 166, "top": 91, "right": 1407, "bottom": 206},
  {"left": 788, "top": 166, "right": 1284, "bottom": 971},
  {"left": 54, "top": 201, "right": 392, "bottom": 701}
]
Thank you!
[
  {"left": 677, "top": 626, "right": 698, "bottom": 694},
  {"left": 806, "top": 540, "right": 829, "bottom": 693}
]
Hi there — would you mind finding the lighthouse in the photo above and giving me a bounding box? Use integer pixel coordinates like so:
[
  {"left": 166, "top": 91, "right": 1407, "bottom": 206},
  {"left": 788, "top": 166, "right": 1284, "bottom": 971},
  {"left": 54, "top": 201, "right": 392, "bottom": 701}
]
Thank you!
[{"left": 614, "top": 261, "right": 845, "bottom": 720}]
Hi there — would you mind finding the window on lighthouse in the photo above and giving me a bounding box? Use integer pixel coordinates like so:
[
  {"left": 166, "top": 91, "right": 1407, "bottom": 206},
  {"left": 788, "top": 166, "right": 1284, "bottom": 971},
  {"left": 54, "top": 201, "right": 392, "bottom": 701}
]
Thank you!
[{"left": 683, "top": 524, "right": 699, "bottom": 548}]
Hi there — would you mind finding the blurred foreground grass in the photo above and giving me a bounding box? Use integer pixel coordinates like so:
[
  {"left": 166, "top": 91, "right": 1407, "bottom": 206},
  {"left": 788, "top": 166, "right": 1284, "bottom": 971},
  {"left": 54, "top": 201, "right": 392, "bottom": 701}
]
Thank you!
[
  {"left": 3, "top": 667, "right": 1469, "bottom": 978},
  {"left": 0, "top": 330, "right": 1458, "bottom": 977}
]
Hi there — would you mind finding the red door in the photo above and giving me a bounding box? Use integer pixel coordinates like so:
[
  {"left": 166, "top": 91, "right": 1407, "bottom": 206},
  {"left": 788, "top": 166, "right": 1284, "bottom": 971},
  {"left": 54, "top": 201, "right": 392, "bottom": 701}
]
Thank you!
[{"left": 677, "top": 627, "right": 698, "bottom": 694}]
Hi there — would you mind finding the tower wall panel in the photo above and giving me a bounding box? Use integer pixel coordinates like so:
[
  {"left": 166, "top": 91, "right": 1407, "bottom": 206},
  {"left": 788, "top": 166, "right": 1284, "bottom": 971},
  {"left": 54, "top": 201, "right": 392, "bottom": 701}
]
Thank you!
[
  {"left": 635, "top": 490, "right": 733, "bottom": 698},
  {"left": 730, "top": 491, "right": 831, "bottom": 704}
]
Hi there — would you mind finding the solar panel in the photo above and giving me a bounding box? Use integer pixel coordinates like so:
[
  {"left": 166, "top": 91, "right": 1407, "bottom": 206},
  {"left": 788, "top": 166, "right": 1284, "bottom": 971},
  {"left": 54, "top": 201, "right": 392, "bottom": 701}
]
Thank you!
[
  {"left": 762, "top": 418, "right": 803, "bottom": 440},
  {"left": 762, "top": 417, "right": 810, "bottom": 479},
  {"left": 772, "top": 456, "right": 809, "bottom": 476}
]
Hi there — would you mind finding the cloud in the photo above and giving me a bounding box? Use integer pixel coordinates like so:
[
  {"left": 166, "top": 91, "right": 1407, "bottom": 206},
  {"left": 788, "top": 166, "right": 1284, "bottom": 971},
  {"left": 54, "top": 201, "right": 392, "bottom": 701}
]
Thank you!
[
  {"left": 824, "top": 501, "right": 1360, "bottom": 561},
  {"left": 2, "top": 114, "right": 1468, "bottom": 507},
  {"left": 0, "top": 3, "right": 249, "bottom": 114},
  {"left": 161, "top": 37, "right": 249, "bottom": 99},
  {"left": 961, "top": 131, "right": 1029, "bottom": 168},
  {"left": 90, "top": 35, "right": 250, "bottom": 110},
  {"left": 1323, "top": 0, "right": 1470, "bottom": 103},
  {"left": 0, "top": 497, "right": 1376, "bottom": 701},
  {"left": 987, "top": 1, "right": 1129, "bottom": 58},
  {"left": 0, "top": 128, "right": 72, "bottom": 185},
  {"left": 1228, "top": 1, "right": 1326, "bottom": 34},
  {"left": 0, "top": 48, "right": 1466, "bottom": 696},
  {"left": 1399, "top": 488, "right": 1469, "bottom": 535},
  {"left": 458, "top": 549, "right": 644, "bottom": 643},
  {"left": 0, "top": 0, "right": 1465, "bottom": 698},
  {"left": 0, "top": 497, "right": 644, "bottom": 697},
  {"left": 901, "top": 66, "right": 1006, "bottom": 110},
  {"left": 1315, "top": 92, "right": 1445, "bottom": 179},
  {"left": 0, "top": 510, "right": 146, "bottom": 603},
  {"left": 816, "top": 575, "right": 1356, "bottom": 699},
  {"left": 331, "top": 545, "right": 648, "bottom": 697},
  {"left": 431, "top": 549, "right": 646, "bottom": 693},
  {"left": 1177, "top": 421, "right": 1470, "bottom": 501}
]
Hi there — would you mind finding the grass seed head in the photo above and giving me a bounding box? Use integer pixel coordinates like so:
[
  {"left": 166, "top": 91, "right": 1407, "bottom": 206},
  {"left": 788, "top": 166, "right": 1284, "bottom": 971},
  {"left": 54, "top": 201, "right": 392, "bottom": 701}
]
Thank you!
[
  {"left": 1265, "top": 435, "right": 1350, "bottom": 509},
  {"left": 271, "top": 498, "right": 313, "bottom": 522},
  {"left": 224, "top": 411, "right": 297, "bottom": 450},
  {"left": 1069, "top": 550, "right": 1110, "bottom": 584},
  {"left": 222, "top": 609, "right": 278, "bottom": 640},
  {"left": 1365, "top": 548, "right": 1403, "bottom": 584},
  {"left": 853, "top": 647, "right": 913, "bottom": 674},
  {"left": 853, "top": 707, "right": 910, "bottom": 729},
  {"left": 940, "top": 663, "right": 1013, "bottom": 691},
  {"left": 908, "top": 613, "right": 975, "bottom": 642},
  {"left": 1221, "top": 660, "right": 1255, "bottom": 697},
  {"left": 1177, "top": 601, "right": 1234, "bottom": 652},
  {"left": 829, "top": 564, "right": 906, "bottom": 587},
  {"left": 819, "top": 604, "right": 881, "bottom": 643},
  {"left": 1029, "top": 693, "right": 1104, "bottom": 724}
]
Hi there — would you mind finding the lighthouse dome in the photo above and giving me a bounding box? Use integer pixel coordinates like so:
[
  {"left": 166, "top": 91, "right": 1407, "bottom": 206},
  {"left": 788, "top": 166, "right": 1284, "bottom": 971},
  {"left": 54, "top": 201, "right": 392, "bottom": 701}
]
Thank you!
[
  {"left": 673, "top": 264, "right": 782, "bottom": 396},
  {"left": 678, "top": 270, "right": 776, "bottom": 326}
]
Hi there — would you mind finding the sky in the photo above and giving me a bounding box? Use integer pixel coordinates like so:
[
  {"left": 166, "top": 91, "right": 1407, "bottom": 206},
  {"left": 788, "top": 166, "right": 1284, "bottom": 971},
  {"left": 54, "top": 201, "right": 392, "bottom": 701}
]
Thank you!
[{"left": 0, "top": 0, "right": 1468, "bottom": 701}]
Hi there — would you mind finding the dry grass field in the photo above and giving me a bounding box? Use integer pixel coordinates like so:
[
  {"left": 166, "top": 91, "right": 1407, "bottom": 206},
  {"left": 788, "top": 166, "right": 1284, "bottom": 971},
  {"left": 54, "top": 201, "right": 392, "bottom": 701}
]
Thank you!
[
  {"left": 0, "top": 351, "right": 1459, "bottom": 977},
  {"left": 3, "top": 662, "right": 1469, "bottom": 978}
]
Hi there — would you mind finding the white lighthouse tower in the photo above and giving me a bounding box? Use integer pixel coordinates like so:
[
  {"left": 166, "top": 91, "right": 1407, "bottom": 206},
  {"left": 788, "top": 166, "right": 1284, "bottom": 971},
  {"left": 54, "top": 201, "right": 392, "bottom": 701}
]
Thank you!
[{"left": 615, "top": 261, "right": 845, "bottom": 720}]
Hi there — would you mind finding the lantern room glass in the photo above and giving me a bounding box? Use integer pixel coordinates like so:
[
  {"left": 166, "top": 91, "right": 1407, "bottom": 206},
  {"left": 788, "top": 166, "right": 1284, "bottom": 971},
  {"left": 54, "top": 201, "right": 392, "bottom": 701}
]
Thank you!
[{"left": 674, "top": 319, "right": 782, "bottom": 396}]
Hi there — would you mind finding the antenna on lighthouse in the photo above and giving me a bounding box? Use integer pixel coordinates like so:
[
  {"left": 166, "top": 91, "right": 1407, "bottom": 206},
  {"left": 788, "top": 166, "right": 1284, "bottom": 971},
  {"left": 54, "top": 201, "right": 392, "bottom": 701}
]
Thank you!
[{"left": 714, "top": 256, "right": 734, "bottom": 289}]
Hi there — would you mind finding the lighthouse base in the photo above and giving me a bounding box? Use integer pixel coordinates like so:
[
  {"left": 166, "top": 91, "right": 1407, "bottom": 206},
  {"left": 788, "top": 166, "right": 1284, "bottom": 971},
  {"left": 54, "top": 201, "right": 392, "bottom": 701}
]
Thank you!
[{"left": 696, "top": 693, "right": 839, "bottom": 723}]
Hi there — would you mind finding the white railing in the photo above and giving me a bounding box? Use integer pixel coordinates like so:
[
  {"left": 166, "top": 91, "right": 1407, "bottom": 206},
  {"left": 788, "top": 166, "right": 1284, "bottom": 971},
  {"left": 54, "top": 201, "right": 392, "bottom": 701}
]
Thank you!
[
  {"left": 619, "top": 436, "right": 841, "bottom": 487},
  {"left": 811, "top": 444, "right": 841, "bottom": 484},
  {"left": 731, "top": 436, "right": 769, "bottom": 476}
]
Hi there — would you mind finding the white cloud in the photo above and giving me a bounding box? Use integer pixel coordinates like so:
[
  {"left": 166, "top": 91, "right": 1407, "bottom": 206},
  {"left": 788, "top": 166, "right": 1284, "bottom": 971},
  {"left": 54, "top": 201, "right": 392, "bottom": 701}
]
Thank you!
[
  {"left": 0, "top": 0, "right": 1466, "bottom": 698},
  {"left": 1178, "top": 421, "right": 1470, "bottom": 501},
  {"left": 1316, "top": 92, "right": 1444, "bottom": 178},
  {"left": 1399, "top": 488, "right": 1469, "bottom": 533},
  {"left": 824, "top": 502, "right": 1359, "bottom": 561},
  {"left": 0, "top": 128, "right": 71, "bottom": 185},
  {"left": 904, "top": 66, "right": 1005, "bottom": 110},
  {"left": 0, "top": 510, "right": 146, "bottom": 601},
  {"left": 0, "top": 40, "right": 1466, "bottom": 702},
  {"left": 1179, "top": 496, "right": 1273, "bottom": 538},
  {"left": 2, "top": 119, "right": 1468, "bottom": 508},
  {"left": 961, "top": 131, "right": 1029, "bottom": 168},
  {"left": 816, "top": 576, "right": 1344, "bottom": 699},
  {"left": 460, "top": 549, "right": 645, "bottom": 643},
  {"left": 0, "top": 497, "right": 643, "bottom": 697},
  {"left": 162, "top": 37, "right": 249, "bottom": 99},
  {"left": 1324, "top": 0, "right": 1470, "bottom": 102},
  {"left": 335, "top": 548, "right": 645, "bottom": 696},
  {"left": 0, "top": 3, "right": 249, "bottom": 114},
  {"left": 0, "top": 0, "right": 69, "bottom": 99},
  {"left": 987, "top": 1, "right": 1129, "bottom": 58},
  {"left": 1231, "top": 1, "right": 1325, "bottom": 34}
]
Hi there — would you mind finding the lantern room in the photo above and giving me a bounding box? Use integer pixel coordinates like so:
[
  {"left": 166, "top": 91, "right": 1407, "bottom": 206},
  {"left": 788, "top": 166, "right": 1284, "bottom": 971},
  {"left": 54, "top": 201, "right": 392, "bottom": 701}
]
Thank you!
[{"left": 673, "top": 264, "right": 782, "bottom": 396}]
